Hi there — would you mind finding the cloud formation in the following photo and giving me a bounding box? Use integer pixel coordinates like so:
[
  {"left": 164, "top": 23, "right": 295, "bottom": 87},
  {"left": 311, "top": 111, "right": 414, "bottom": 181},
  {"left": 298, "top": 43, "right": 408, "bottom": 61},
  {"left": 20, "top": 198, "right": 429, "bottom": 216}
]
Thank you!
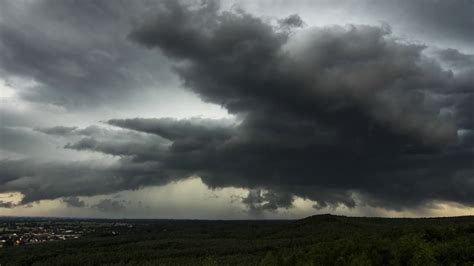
[
  {"left": 62, "top": 197, "right": 86, "bottom": 208},
  {"left": 0, "top": 0, "right": 473, "bottom": 215}
]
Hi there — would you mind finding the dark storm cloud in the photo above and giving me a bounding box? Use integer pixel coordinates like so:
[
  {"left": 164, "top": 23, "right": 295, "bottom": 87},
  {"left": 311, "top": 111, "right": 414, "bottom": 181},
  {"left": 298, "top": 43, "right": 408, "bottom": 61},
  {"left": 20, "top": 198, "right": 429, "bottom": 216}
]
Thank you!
[
  {"left": 121, "top": 1, "right": 473, "bottom": 210},
  {"left": 2, "top": 0, "right": 468, "bottom": 110},
  {"left": 1, "top": 0, "right": 473, "bottom": 213}
]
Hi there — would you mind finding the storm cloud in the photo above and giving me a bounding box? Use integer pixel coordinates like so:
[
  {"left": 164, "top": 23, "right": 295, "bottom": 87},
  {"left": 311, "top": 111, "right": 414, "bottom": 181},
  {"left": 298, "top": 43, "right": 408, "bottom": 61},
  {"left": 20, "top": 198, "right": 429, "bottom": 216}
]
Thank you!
[
  {"left": 0, "top": 0, "right": 473, "bottom": 215},
  {"left": 111, "top": 1, "right": 472, "bottom": 210}
]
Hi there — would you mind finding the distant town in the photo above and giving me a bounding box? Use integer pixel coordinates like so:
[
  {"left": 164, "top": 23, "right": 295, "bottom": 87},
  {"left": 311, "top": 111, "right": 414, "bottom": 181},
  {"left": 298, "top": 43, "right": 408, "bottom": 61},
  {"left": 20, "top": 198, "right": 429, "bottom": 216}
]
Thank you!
[{"left": 0, "top": 217, "right": 133, "bottom": 248}]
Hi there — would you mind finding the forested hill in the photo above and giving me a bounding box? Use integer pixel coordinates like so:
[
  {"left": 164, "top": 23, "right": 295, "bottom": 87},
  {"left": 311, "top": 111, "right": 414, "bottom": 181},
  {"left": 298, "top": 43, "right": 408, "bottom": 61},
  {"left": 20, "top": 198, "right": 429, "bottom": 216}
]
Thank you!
[
  {"left": 1, "top": 214, "right": 474, "bottom": 265},
  {"left": 300, "top": 213, "right": 474, "bottom": 225}
]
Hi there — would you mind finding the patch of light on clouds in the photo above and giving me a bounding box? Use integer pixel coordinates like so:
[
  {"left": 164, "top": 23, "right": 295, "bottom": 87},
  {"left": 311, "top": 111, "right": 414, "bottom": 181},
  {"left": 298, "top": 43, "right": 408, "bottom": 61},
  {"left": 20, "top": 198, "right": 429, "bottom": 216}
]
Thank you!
[
  {"left": 0, "top": 192, "right": 23, "bottom": 204},
  {"left": 0, "top": 79, "right": 16, "bottom": 99},
  {"left": 0, "top": 77, "right": 32, "bottom": 112},
  {"left": 106, "top": 87, "right": 233, "bottom": 122}
]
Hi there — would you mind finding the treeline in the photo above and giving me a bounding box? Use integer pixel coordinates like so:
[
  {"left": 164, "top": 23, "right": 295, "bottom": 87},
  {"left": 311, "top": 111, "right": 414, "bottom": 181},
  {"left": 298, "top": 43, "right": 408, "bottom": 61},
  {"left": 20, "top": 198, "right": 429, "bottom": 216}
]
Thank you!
[{"left": 1, "top": 215, "right": 474, "bottom": 265}]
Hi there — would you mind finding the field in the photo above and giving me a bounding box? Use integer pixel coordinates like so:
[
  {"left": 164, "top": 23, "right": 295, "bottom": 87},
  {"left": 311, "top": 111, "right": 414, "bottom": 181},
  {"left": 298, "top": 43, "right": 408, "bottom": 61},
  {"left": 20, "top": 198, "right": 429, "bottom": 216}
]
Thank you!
[{"left": 1, "top": 214, "right": 474, "bottom": 265}]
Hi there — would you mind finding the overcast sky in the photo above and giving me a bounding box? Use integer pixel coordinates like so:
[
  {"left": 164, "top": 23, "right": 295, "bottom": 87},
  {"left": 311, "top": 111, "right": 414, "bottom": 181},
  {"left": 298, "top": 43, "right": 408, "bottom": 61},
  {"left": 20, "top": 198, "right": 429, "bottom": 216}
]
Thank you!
[{"left": 0, "top": 0, "right": 473, "bottom": 219}]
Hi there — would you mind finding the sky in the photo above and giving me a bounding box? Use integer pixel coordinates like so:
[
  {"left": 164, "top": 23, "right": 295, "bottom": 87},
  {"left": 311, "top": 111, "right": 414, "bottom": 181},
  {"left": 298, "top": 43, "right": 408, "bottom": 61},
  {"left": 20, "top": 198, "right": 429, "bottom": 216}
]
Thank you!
[{"left": 0, "top": 0, "right": 473, "bottom": 219}]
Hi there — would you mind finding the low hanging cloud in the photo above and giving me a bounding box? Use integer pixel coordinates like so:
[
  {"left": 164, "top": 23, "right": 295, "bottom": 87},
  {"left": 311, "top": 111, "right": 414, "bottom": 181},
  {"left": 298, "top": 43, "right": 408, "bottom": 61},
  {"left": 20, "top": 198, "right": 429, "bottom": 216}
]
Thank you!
[
  {"left": 93, "top": 199, "right": 127, "bottom": 213},
  {"left": 0, "top": 0, "right": 473, "bottom": 214},
  {"left": 0, "top": 200, "right": 16, "bottom": 209},
  {"left": 62, "top": 196, "right": 86, "bottom": 208}
]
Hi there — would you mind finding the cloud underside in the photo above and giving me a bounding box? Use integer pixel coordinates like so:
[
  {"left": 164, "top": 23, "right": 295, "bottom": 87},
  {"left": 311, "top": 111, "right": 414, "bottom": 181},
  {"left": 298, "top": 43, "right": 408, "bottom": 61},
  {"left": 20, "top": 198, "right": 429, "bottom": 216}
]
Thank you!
[{"left": 1, "top": 0, "right": 474, "bottom": 213}]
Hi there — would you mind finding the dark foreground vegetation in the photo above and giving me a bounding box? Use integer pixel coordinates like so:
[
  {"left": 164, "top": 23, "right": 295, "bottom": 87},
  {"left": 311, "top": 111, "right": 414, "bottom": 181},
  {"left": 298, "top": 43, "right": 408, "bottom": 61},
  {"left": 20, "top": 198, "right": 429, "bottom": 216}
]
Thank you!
[{"left": 1, "top": 214, "right": 474, "bottom": 265}]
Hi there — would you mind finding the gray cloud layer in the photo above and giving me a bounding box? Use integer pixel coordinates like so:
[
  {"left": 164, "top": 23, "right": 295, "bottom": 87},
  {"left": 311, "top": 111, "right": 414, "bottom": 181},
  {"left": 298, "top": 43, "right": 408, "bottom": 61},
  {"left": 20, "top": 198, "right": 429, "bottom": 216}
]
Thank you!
[
  {"left": 0, "top": 0, "right": 176, "bottom": 109},
  {"left": 1, "top": 0, "right": 473, "bottom": 214}
]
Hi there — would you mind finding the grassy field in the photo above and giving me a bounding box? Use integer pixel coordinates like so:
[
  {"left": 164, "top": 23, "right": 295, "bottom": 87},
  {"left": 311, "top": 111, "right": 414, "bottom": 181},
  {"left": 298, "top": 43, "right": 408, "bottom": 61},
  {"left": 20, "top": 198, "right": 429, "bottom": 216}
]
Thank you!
[{"left": 1, "top": 214, "right": 474, "bottom": 265}]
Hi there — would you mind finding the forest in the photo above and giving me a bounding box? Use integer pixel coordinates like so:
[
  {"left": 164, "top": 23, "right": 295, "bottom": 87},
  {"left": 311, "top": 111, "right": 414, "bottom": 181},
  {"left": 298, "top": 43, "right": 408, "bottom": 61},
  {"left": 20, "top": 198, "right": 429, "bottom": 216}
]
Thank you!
[{"left": 1, "top": 214, "right": 474, "bottom": 265}]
